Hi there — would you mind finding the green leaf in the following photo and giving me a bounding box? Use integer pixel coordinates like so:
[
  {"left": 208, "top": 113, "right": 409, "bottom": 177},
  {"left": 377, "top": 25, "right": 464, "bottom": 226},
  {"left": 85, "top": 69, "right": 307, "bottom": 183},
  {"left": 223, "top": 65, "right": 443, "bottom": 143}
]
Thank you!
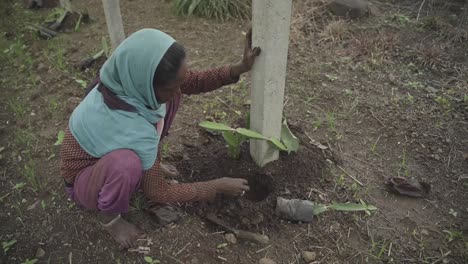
[
  {"left": 199, "top": 121, "right": 234, "bottom": 132},
  {"left": 75, "top": 79, "right": 87, "bottom": 88},
  {"left": 188, "top": 0, "right": 201, "bottom": 15},
  {"left": 281, "top": 120, "right": 299, "bottom": 153},
  {"left": 312, "top": 204, "right": 329, "bottom": 215},
  {"left": 235, "top": 128, "right": 268, "bottom": 140},
  {"left": 54, "top": 130, "right": 65, "bottom": 145},
  {"left": 268, "top": 137, "right": 287, "bottom": 151},
  {"left": 217, "top": 242, "right": 228, "bottom": 249},
  {"left": 144, "top": 256, "right": 153, "bottom": 263},
  {"left": 222, "top": 131, "right": 242, "bottom": 159},
  {"left": 2, "top": 239, "right": 16, "bottom": 253},
  {"left": 329, "top": 202, "right": 377, "bottom": 212}
]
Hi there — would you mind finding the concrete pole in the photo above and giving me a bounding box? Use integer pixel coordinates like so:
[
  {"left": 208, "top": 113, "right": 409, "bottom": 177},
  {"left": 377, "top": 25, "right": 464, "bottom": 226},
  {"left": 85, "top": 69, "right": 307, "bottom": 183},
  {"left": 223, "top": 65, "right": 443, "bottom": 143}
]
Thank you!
[
  {"left": 250, "top": 0, "right": 292, "bottom": 167},
  {"left": 101, "top": 0, "right": 126, "bottom": 50}
]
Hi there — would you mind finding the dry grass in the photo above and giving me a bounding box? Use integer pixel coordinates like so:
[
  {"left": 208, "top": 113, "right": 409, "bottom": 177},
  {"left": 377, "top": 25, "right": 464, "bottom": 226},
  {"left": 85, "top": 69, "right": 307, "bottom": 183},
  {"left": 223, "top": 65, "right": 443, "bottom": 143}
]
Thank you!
[
  {"left": 318, "top": 19, "right": 350, "bottom": 44},
  {"left": 348, "top": 32, "right": 399, "bottom": 62},
  {"left": 412, "top": 43, "right": 450, "bottom": 70},
  {"left": 290, "top": 0, "right": 331, "bottom": 44}
]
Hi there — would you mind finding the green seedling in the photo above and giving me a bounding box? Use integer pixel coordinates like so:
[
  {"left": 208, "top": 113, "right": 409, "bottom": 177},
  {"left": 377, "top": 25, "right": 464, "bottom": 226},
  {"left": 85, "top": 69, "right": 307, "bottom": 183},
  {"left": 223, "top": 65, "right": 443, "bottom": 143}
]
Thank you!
[
  {"left": 443, "top": 230, "right": 463, "bottom": 242},
  {"left": 162, "top": 143, "right": 170, "bottom": 159},
  {"left": 370, "top": 238, "right": 389, "bottom": 260},
  {"left": 199, "top": 121, "right": 294, "bottom": 159},
  {"left": 74, "top": 13, "right": 83, "bottom": 32},
  {"left": 74, "top": 79, "right": 87, "bottom": 89},
  {"left": 14, "top": 182, "right": 26, "bottom": 191},
  {"left": 398, "top": 150, "right": 409, "bottom": 177},
  {"left": 325, "top": 74, "right": 338, "bottom": 81},
  {"left": 23, "top": 161, "right": 41, "bottom": 192},
  {"left": 392, "top": 13, "right": 411, "bottom": 26},
  {"left": 435, "top": 96, "right": 451, "bottom": 111},
  {"left": 326, "top": 112, "right": 336, "bottom": 132},
  {"left": 2, "top": 239, "right": 17, "bottom": 253},
  {"left": 21, "top": 259, "right": 38, "bottom": 264},
  {"left": 217, "top": 243, "right": 228, "bottom": 249},
  {"left": 144, "top": 256, "right": 160, "bottom": 264},
  {"left": 54, "top": 130, "right": 65, "bottom": 146}
]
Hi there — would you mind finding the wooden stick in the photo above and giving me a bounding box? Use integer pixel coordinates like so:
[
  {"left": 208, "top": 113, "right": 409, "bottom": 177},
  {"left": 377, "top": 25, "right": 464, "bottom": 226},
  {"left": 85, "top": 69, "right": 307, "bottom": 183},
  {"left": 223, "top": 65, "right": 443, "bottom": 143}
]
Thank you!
[{"left": 337, "top": 165, "right": 365, "bottom": 186}]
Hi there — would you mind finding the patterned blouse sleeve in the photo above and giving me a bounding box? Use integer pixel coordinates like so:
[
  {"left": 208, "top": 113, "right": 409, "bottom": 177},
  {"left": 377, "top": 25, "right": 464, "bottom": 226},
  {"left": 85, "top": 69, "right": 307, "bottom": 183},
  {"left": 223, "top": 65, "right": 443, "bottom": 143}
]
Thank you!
[
  {"left": 180, "top": 65, "right": 239, "bottom": 95},
  {"left": 142, "top": 158, "right": 217, "bottom": 204}
]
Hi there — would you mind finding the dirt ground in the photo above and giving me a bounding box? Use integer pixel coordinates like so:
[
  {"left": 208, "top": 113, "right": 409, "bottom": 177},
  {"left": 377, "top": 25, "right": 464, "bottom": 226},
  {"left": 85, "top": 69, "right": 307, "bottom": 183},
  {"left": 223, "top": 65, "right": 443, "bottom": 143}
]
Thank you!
[{"left": 1, "top": 0, "right": 467, "bottom": 263}]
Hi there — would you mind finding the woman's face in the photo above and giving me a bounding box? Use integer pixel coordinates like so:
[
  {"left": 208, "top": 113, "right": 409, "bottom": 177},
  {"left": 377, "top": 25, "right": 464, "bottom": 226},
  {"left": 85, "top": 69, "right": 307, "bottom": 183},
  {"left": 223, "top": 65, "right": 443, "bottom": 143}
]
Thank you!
[{"left": 155, "top": 59, "right": 188, "bottom": 103}]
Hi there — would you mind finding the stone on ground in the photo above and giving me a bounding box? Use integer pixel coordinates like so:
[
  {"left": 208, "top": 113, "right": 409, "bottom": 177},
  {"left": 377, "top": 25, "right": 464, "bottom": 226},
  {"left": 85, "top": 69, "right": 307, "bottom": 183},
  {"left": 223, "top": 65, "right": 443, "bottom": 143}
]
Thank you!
[
  {"left": 301, "top": 251, "right": 317, "bottom": 262},
  {"left": 259, "top": 257, "right": 276, "bottom": 264},
  {"left": 329, "top": 0, "right": 369, "bottom": 18}
]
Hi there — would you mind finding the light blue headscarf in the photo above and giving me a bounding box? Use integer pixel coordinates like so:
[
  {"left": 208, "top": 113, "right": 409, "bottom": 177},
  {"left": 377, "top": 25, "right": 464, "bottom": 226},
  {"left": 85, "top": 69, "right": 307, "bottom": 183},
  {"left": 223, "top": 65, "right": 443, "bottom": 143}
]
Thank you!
[{"left": 69, "top": 29, "right": 175, "bottom": 170}]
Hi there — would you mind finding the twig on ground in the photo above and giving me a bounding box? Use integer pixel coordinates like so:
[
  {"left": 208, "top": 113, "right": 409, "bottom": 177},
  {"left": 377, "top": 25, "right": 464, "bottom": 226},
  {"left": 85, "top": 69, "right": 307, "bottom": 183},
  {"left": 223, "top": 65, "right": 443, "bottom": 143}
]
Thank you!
[
  {"left": 255, "top": 245, "right": 271, "bottom": 254},
  {"left": 370, "top": 110, "right": 386, "bottom": 127},
  {"left": 430, "top": 250, "right": 451, "bottom": 264},
  {"left": 416, "top": 0, "right": 426, "bottom": 21},
  {"left": 175, "top": 242, "right": 190, "bottom": 256},
  {"left": 337, "top": 165, "right": 365, "bottom": 186},
  {"left": 215, "top": 96, "right": 241, "bottom": 116},
  {"left": 217, "top": 256, "right": 227, "bottom": 261}
]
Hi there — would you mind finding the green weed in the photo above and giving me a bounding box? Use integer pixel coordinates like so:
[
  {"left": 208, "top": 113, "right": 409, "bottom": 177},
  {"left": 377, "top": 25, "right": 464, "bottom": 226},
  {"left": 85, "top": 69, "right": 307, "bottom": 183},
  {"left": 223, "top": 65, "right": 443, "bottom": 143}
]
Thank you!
[
  {"left": 370, "top": 135, "right": 381, "bottom": 154},
  {"left": 2, "top": 239, "right": 17, "bottom": 253},
  {"left": 130, "top": 192, "right": 147, "bottom": 212},
  {"left": 8, "top": 99, "right": 29, "bottom": 118},
  {"left": 21, "top": 259, "right": 38, "bottom": 264},
  {"left": 15, "top": 130, "right": 35, "bottom": 147},
  {"left": 48, "top": 97, "right": 60, "bottom": 113},
  {"left": 443, "top": 230, "right": 463, "bottom": 242},
  {"left": 406, "top": 93, "right": 415, "bottom": 104},
  {"left": 173, "top": 0, "right": 250, "bottom": 20},
  {"left": 162, "top": 143, "right": 170, "bottom": 159},
  {"left": 392, "top": 13, "right": 411, "bottom": 26},
  {"left": 405, "top": 81, "right": 423, "bottom": 90},
  {"left": 144, "top": 256, "right": 160, "bottom": 264},
  {"left": 435, "top": 96, "right": 451, "bottom": 111},
  {"left": 398, "top": 150, "right": 409, "bottom": 177},
  {"left": 326, "top": 112, "right": 339, "bottom": 134},
  {"left": 22, "top": 160, "right": 41, "bottom": 193},
  {"left": 370, "top": 238, "right": 390, "bottom": 260},
  {"left": 313, "top": 117, "right": 323, "bottom": 130}
]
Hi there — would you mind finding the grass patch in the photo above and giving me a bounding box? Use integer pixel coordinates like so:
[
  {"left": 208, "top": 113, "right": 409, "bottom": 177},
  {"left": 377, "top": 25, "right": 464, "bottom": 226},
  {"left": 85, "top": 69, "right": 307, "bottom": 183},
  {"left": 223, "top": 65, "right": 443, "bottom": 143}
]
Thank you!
[{"left": 173, "top": 0, "right": 250, "bottom": 20}]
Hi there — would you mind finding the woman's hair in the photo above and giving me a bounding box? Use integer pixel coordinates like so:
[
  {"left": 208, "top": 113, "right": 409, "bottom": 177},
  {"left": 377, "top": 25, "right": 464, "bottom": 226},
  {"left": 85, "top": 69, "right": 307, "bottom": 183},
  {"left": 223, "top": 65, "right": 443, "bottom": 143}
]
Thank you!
[
  {"left": 153, "top": 42, "right": 186, "bottom": 89},
  {"left": 90, "top": 42, "right": 186, "bottom": 112}
]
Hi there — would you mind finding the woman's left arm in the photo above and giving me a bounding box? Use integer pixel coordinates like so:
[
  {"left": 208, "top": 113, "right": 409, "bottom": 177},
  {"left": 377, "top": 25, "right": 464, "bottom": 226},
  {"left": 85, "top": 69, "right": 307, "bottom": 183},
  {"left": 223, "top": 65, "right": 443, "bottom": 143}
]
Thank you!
[{"left": 181, "top": 29, "right": 261, "bottom": 95}]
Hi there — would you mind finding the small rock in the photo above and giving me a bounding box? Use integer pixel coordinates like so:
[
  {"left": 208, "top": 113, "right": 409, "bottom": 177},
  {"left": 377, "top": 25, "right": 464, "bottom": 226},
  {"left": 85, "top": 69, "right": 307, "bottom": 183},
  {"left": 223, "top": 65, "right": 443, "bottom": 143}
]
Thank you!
[
  {"left": 420, "top": 229, "right": 429, "bottom": 236},
  {"left": 224, "top": 233, "right": 237, "bottom": 244},
  {"left": 259, "top": 258, "right": 276, "bottom": 264},
  {"left": 301, "top": 251, "right": 317, "bottom": 262},
  {"left": 433, "top": 154, "right": 440, "bottom": 161},
  {"left": 35, "top": 247, "right": 46, "bottom": 258},
  {"left": 37, "top": 63, "right": 46, "bottom": 72},
  {"left": 329, "top": 0, "right": 369, "bottom": 18}
]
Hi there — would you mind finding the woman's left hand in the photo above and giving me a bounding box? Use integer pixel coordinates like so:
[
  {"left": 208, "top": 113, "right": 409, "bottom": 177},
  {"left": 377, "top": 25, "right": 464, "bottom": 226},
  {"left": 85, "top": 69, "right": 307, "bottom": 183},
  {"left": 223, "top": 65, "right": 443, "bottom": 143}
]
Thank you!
[{"left": 231, "top": 28, "right": 261, "bottom": 77}]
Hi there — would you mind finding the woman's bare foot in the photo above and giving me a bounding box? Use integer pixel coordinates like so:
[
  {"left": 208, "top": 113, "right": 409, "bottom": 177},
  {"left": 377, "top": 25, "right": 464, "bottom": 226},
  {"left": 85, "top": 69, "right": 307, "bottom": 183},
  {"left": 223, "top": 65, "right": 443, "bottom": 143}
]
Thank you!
[
  {"left": 100, "top": 214, "right": 145, "bottom": 249},
  {"left": 160, "top": 163, "right": 180, "bottom": 178}
]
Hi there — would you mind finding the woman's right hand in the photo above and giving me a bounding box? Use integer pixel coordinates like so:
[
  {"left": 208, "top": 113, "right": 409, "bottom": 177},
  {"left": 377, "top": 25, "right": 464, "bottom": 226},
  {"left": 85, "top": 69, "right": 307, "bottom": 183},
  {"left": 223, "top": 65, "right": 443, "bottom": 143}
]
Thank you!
[{"left": 214, "top": 177, "right": 249, "bottom": 197}]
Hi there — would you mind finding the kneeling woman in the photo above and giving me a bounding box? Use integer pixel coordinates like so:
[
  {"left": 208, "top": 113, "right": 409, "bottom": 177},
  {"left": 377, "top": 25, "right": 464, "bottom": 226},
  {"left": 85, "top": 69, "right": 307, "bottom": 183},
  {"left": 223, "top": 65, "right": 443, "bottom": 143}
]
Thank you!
[{"left": 60, "top": 28, "right": 260, "bottom": 248}]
